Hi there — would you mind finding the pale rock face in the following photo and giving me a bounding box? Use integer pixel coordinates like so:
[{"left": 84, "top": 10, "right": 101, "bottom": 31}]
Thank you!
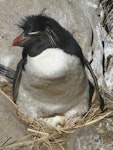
[
  {"left": 0, "top": 93, "right": 30, "bottom": 149},
  {"left": 104, "top": 38, "right": 113, "bottom": 91},
  {"left": 66, "top": 126, "right": 101, "bottom": 150},
  {"left": 16, "top": 48, "right": 89, "bottom": 126}
]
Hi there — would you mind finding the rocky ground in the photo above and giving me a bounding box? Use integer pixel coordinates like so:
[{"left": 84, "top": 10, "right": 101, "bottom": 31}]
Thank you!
[{"left": 0, "top": 0, "right": 113, "bottom": 150}]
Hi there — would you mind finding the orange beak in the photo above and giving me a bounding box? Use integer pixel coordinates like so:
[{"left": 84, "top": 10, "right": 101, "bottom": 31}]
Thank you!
[{"left": 12, "top": 33, "right": 30, "bottom": 47}]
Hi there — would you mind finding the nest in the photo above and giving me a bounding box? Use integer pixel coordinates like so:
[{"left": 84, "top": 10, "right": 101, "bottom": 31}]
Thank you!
[{"left": 0, "top": 82, "right": 113, "bottom": 150}]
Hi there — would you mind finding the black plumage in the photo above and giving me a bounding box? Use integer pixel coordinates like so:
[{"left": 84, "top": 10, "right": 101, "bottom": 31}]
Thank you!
[{"left": 18, "top": 15, "right": 84, "bottom": 63}]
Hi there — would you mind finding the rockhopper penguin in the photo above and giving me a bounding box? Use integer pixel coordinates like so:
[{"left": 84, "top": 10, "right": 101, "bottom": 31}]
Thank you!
[{"left": 12, "top": 15, "right": 94, "bottom": 126}]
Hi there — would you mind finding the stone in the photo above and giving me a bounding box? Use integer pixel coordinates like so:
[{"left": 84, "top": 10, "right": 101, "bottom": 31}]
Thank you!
[
  {"left": 66, "top": 125, "right": 101, "bottom": 150},
  {"left": 0, "top": 93, "right": 30, "bottom": 150}
]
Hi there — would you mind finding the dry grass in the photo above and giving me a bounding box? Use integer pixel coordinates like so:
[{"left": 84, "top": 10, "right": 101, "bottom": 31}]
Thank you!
[{"left": 0, "top": 82, "right": 113, "bottom": 150}]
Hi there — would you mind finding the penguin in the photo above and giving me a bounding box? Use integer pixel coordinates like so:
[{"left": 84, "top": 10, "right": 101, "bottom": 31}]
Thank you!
[{"left": 10, "top": 15, "right": 103, "bottom": 126}]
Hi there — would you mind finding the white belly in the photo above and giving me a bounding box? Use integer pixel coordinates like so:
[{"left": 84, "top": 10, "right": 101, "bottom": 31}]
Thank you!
[{"left": 16, "top": 48, "right": 89, "bottom": 120}]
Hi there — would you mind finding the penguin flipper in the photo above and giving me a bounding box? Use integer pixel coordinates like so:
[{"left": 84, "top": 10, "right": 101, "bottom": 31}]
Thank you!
[
  {"left": 83, "top": 57, "right": 104, "bottom": 112},
  {"left": 13, "top": 58, "right": 26, "bottom": 102}
]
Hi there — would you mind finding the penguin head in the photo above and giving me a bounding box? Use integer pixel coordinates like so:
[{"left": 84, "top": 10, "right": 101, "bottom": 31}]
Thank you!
[
  {"left": 13, "top": 15, "right": 61, "bottom": 57},
  {"left": 13, "top": 15, "right": 84, "bottom": 63}
]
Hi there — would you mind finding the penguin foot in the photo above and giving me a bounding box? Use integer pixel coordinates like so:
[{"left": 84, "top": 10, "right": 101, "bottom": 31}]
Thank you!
[{"left": 42, "top": 116, "right": 66, "bottom": 127}]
